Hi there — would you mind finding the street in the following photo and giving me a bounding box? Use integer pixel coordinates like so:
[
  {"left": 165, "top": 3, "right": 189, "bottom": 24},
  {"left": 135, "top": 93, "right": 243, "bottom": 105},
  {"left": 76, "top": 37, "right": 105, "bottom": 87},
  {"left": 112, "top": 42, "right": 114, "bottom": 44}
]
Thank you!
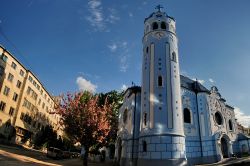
[
  {"left": 0, "top": 145, "right": 113, "bottom": 166},
  {"left": 1, "top": 144, "right": 250, "bottom": 166}
]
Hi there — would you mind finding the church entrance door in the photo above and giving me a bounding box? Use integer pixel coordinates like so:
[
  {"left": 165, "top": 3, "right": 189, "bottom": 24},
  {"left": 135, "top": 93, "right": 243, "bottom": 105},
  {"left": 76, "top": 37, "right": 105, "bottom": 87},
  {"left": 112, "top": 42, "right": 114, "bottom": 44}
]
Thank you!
[{"left": 221, "top": 137, "right": 229, "bottom": 158}]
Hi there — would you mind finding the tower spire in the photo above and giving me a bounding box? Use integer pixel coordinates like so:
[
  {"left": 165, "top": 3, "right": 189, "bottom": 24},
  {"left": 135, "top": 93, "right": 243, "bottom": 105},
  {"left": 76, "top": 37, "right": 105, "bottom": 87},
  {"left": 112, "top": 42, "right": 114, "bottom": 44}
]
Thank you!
[{"left": 155, "top": 4, "right": 164, "bottom": 12}]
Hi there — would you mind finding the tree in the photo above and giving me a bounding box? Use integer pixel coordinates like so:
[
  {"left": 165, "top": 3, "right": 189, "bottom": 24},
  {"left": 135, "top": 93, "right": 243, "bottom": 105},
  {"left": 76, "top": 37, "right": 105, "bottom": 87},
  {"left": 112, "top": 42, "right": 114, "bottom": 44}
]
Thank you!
[
  {"left": 33, "top": 125, "right": 58, "bottom": 149},
  {"left": 98, "top": 90, "right": 123, "bottom": 158},
  {"left": 54, "top": 91, "right": 112, "bottom": 166}
]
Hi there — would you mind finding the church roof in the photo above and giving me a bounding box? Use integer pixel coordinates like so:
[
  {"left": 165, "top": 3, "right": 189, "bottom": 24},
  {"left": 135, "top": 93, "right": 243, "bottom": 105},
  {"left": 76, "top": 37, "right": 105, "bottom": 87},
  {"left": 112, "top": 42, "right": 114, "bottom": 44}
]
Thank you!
[
  {"left": 180, "top": 75, "right": 210, "bottom": 93},
  {"left": 125, "top": 75, "right": 210, "bottom": 94},
  {"left": 123, "top": 86, "right": 141, "bottom": 98}
]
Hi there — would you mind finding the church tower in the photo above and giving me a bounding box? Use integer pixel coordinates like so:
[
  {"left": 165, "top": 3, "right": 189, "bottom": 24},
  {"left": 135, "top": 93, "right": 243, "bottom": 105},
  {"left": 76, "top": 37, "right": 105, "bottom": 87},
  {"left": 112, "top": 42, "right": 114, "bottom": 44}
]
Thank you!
[{"left": 139, "top": 6, "right": 186, "bottom": 165}]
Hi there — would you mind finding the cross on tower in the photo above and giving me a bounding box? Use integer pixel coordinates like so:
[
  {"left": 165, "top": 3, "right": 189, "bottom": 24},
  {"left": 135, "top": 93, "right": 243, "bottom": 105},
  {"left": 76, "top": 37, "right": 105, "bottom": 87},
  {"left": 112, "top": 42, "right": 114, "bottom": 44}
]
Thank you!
[{"left": 155, "top": 5, "right": 164, "bottom": 12}]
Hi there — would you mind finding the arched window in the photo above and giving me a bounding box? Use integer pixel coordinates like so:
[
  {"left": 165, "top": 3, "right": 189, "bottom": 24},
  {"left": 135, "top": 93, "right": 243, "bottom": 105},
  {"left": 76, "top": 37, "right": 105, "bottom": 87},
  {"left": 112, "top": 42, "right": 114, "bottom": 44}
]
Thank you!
[
  {"left": 215, "top": 112, "right": 223, "bottom": 125},
  {"left": 158, "top": 76, "right": 163, "bottom": 87},
  {"left": 172, "top": 52, "right": 177, "bottom": 62},
  {"left": 143, "top": 113, "right": 147, "bottom": 126},
  {"left": 123, "top": 109, "right": 128, "bottom": 124},
  {"left": 229, "top": 120, "right": 233, "bottom": 130},
  {"left": 184, "top": 108, "right": 191, "bottom": 123},
  {"left": 146, "top": 47, "right": 149, "bottom": 54},
  {"left": 161, "top": 22, "right": 166, "bottom": 29},
  {"left": 152, "top": 22, "right": 158, "bottom": 30},
  {"left": 142, "top": 141, "right": 147, "bottom": 152}
]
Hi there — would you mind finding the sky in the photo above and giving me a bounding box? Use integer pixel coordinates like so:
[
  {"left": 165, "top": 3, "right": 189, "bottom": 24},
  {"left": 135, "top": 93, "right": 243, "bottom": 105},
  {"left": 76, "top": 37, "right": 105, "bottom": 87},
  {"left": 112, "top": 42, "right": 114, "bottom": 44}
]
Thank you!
[{"left": 0, "top": 0, "right": 250, "bottom": 126}]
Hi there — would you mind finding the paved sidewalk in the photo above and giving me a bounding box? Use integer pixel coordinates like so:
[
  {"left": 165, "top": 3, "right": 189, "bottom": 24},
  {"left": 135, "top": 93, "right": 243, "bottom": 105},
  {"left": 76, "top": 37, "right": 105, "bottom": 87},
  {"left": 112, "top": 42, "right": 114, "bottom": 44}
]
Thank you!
[{"left": 0, "top": 144, "right": 114, "bottom": 166}]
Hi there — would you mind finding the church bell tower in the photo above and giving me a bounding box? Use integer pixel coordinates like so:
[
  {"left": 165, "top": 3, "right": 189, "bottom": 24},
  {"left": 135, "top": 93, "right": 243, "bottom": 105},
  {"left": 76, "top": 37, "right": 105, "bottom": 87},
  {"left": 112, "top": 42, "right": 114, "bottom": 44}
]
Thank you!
[{"left": 139, "top": 6, "right": 186, "bottom": 165}]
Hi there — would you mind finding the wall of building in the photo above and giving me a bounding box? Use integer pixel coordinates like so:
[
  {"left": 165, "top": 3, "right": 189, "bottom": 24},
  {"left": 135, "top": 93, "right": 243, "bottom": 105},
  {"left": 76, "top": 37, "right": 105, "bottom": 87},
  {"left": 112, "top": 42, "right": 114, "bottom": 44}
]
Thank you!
[
  {"left": 0, "top": 47, "right": 27, "bottom": 138},
  {"left": 0, "top": 45, "right": 62, "bottom": 143}
]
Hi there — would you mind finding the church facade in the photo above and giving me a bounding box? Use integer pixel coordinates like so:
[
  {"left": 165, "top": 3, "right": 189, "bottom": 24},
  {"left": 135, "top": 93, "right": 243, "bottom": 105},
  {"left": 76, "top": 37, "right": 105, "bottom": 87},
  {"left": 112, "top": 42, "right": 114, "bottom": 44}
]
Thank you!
[{"left": 115, "top": 7, "right": 250, "bottom": 166}]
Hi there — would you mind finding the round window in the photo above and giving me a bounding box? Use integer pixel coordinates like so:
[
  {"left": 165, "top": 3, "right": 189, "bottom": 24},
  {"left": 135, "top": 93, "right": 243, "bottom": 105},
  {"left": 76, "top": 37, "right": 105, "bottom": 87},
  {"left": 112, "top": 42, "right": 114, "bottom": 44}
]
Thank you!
[{"left": 215, "top": 112, "right": 223, "bottom": 125}]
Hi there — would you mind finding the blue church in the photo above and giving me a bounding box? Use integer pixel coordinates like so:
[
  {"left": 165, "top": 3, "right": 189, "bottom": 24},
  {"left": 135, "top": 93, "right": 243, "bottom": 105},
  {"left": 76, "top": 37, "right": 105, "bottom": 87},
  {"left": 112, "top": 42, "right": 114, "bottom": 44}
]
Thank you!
[{"left": 115, "top": 6, "right": 250, "bottom": 166}]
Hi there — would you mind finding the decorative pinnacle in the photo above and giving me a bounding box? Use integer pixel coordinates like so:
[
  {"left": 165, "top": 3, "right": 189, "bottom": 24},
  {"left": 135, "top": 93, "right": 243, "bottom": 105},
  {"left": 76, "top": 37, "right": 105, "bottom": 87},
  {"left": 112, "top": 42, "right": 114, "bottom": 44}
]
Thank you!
[{"left": 155, "top": 4, "right": 164, "bottom": 12}]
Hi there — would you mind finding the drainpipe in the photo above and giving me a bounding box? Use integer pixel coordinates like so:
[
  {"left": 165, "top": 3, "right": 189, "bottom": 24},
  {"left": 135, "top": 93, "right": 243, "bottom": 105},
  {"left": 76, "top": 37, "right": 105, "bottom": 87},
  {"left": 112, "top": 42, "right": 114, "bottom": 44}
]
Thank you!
[
  {"left": 194, "top": 80, "right": 203, "bottom": 157},
  {"left": 131, "top": 89, "right": 137, "bottom": 166}
]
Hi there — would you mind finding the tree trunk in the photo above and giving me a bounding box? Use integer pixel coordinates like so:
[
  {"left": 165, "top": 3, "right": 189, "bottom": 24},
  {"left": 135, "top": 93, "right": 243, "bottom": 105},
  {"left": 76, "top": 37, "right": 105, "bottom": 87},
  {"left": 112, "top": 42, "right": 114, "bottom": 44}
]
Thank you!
[{"left": 83, "top": 147, "right": 89, "bottom": 166}]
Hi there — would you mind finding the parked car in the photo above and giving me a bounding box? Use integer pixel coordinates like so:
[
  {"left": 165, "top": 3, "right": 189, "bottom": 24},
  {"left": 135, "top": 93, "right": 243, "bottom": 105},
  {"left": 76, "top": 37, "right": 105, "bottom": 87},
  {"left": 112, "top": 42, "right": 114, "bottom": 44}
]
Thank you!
[
  {"left": 47, "top": 147, "right": 63, "bottom": 159},
  {"left": 62, "top": 151, "right": 71, "bottom": 159},
  {"left": 71, "top": 152, "right": 80, "bottom": 158}
]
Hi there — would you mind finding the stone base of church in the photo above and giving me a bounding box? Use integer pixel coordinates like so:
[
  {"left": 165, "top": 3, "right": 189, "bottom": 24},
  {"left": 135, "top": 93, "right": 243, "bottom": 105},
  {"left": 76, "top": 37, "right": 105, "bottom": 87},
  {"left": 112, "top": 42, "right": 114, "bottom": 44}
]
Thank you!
[
  {"left": 137, "top": 158, "right": 187, "bottom": 166},
  {"left": 186, "top": 155, "right": 220, "bottom": 165}
]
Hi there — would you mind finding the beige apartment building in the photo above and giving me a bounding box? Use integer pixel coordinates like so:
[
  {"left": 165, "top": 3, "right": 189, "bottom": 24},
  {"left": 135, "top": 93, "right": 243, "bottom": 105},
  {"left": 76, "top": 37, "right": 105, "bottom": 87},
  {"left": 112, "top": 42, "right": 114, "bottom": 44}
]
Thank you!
[{"left": 0, "top": 45, "right": 62, "bottom": 143}]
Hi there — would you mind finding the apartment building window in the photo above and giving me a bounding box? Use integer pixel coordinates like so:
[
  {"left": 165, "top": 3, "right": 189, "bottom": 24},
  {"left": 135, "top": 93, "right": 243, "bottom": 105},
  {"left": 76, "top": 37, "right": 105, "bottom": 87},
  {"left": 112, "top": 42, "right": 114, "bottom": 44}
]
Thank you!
[
  {"left": 3, "top": 86, "right": 10, "bottom": 96},
  {"left": 13, "top": 92, "right": 18, "bottom": 102},
  {"left": 33, "top": 80, "right": 37, "bottom": 87},
  {"left": 20, "top": 69, "right": 24, "bottom": 77},
  {"left": 7, "top": 73, "right": 14, "bottom": 82},
  {"left": 45, "top": 94, "right": 47, "bottom": 99},
  {"left": 42, "top": 103, "right": 45, "bottom": 109},
  {"left": 11, "top": 62, "right": 17, "bottom": 69},
  {"left": 23, "top": 99, "right": 31, "bottom": 109},
  {"left": 31, "top": 91, "right": 38, "bottom": 100},
  {"left": 28, "top": 76, "right": 33, "bottom": 82},
  {"left": 16, "top": 80, "right": 22, "bottom": 88},
  {"left": 9, "top": 107, "right": 15, "bottom": 116},
  {"left": 37, "top": 85, "right": 40, "bottom": 90},
  {"left": 0, "top": 101, "right": 6, "bottom": 111},
  {"left": 27, "top": 86, "right": 32, "bottom": 95},
  {"left": 20, "top": 113, "right": 24, "bottom": 120},
  {"left": 38, "top": 99, "right": 41, "bottom": 105},
  {"left": 41, "top": 90, "right": 43, "bottom": 95},
  {"left": 0, "top": 54, "right": 8, "bottom": 62},
  {"left": 0, "top": 66, "right": 4, "bottom": 77}
]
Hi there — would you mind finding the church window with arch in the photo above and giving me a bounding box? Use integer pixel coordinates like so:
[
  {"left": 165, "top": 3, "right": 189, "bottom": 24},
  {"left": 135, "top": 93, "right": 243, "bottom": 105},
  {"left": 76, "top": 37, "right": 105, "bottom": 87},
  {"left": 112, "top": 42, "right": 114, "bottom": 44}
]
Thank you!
[
  {"left": 171, "top": 52, "right": 177, "bottom": 62},
  {"left": 123, "top": 109, "right": 128, "bottom": 124},
  {"left": 152, "top": 22, "right": 158, "bottom": 30},
  {"left": 143, "top": 113, "right": 147, "bottom": 126},
  {"left": 158, "top": 76, "right": 163, "bottom": 87},
  {"left": 215, "top": 112, "right": 223, "bottom": 125},
  {"left": 184, "top": 108, "right": 191, "bottom": 123},
  {"left": 229, "top": 119, "right": 233, "bottom": 131},
  {"left": 142, "top": 141, "right": 147, "bottom": 152},
  {"left": 161, "top": 22, "right": 166, "bottom": 29}
]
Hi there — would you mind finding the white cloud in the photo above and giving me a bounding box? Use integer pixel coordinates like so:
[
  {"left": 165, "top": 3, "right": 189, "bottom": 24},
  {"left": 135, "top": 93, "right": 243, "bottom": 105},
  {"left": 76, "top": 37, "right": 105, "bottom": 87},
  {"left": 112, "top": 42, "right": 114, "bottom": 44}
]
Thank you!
[
  {"left": 120, "top": 55, "right": 129, "bottom": 72},
  {"left": 108, "top": 43, "right": 117, "bottom": 52},
  {"left": 192, "top": 78, "right": 205, "bottom": 84},
  {"left": 85, "top": 1, "right": 120, "bottom": 31},
  {"left": 209, "top": 78, "right": 215, "bottom": 83},
  {"left": 234, "top": 107, "right": 250, "bottom": 128},
  {"left": 86, "top": 0, "right": 105, "bottom": 31},
  {"left": 76, "top": 76, "right": 97, "bottom": 93},
  {"left": 128, "top": 12, "right": 133, "bottom": 17},
  {"left": 107, "top": 41, "right": 131, "bottom": 72},
  {"left": 121, "top": 84, "right": 128, "bottom": 91},
  {"left": 106, "top": 8, "right": 120, "bottom": 23}
]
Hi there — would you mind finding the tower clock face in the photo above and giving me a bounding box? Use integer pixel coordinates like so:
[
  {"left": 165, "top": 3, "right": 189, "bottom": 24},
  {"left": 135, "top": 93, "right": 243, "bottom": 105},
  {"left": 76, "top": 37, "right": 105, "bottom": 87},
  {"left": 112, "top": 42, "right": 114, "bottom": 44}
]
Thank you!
[{"left": 154, "top": 32, "right": 165, "bottom": 39}]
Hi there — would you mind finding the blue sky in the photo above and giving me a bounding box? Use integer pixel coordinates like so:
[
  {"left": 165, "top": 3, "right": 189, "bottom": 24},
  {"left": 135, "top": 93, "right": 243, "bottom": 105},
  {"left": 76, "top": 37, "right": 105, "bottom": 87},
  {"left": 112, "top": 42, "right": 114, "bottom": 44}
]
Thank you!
[{"left": 1, "top": 0, "right": 250, "bottom": 126}]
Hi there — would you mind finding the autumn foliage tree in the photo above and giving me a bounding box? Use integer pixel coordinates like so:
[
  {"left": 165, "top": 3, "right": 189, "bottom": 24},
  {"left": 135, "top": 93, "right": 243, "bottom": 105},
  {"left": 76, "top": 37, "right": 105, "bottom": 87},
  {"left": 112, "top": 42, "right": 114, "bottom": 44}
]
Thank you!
[{"left": 54, "top": 91, "right": 112, "bottom": 166}]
